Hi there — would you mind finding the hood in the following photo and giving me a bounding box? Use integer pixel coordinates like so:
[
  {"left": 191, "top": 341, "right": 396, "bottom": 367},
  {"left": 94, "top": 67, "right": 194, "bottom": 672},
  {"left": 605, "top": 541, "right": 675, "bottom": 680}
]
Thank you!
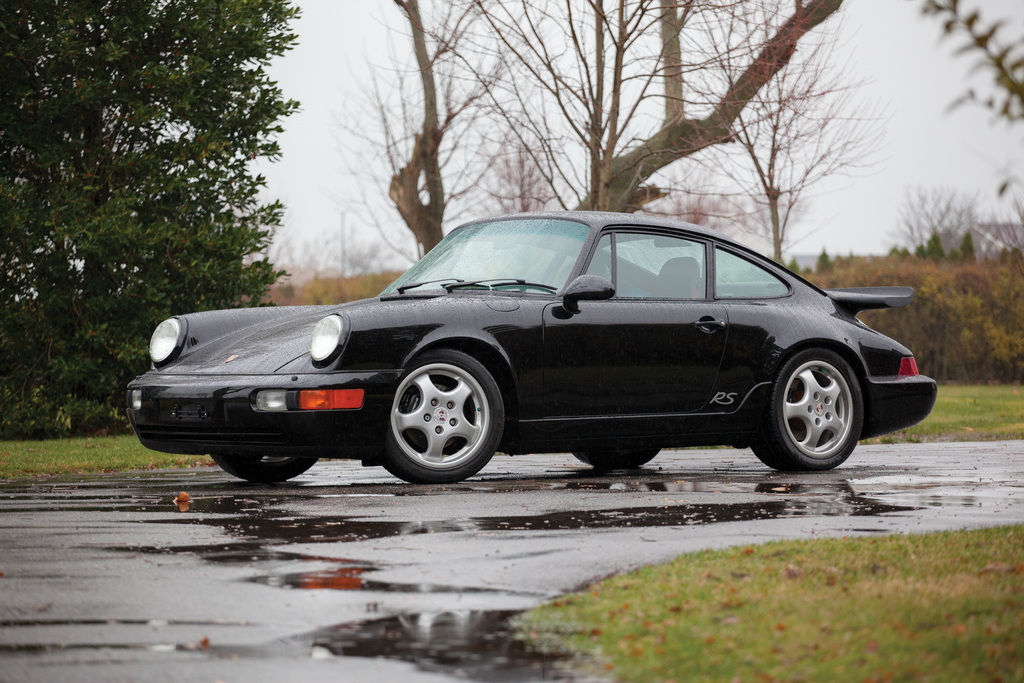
[{"left": 157, "top": 304, "right": 352, "bottom": 375}]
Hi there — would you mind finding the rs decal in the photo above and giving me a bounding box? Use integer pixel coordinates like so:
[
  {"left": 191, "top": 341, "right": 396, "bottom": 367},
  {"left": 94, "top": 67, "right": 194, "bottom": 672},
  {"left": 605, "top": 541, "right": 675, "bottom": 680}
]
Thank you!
[{"left": 710, "top": 391, "right": 738, "bottom": 406}]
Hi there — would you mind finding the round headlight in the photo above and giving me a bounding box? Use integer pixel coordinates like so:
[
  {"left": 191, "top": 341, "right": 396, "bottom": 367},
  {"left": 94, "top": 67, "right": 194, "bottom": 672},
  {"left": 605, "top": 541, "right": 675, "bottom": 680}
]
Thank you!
[
  {"left": 310, "top": 315, "right": 344, "bottom": 363},
  {"left": 150, "top": 318, "right": 184, "bottom": 364}
]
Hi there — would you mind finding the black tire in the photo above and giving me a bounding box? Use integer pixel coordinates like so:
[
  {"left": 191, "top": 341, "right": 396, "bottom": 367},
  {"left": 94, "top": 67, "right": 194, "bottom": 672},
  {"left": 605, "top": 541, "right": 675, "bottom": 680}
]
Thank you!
[
  {"left": 750, "top": 437, "right": 790, "bottom": 471},
  {"left": 382, "top": 349, "right": 504, "bottom": 484},
  {"left": 758, "top": 348, "right": 864, "bottom": 471},
  {"left": 210, "top": 454, "right": 319, "bottom": 483},
  {"left": 572, "top": 448, "right": 660, "bottom": 471}
]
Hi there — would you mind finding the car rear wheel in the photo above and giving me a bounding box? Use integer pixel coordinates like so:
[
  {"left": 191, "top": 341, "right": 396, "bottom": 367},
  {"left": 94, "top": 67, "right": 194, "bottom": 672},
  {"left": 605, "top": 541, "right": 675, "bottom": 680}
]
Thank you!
[
  {"left": 572, "top": 448, "right": 660, "bottom": 470},
  {"left": 383, "top": 349, "right": 504, "bottom": 484},
  {"left": 758, "top": 349, "right": 863, "bottom": 471},
  {"left": 210, "top": 454, "right": 319, "bottom": 483}
]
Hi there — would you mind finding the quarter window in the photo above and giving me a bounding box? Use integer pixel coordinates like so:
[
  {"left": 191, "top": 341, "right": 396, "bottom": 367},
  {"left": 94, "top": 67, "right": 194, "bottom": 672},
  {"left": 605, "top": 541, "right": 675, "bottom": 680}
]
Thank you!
[{"left": 715, "top": 249, "right": 788, "bottom": 299}]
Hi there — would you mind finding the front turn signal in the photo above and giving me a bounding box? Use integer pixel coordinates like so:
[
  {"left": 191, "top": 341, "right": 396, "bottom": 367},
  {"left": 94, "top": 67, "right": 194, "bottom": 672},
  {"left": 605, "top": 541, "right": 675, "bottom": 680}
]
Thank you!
[{"left": 298, "top": 389, "right": 365, "bottom": 410}]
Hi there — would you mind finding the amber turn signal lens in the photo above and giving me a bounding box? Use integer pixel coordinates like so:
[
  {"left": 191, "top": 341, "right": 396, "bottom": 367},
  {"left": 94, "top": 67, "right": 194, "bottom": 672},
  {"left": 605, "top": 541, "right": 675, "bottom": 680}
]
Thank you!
[{"left": 298, "top": 389, "right": 365, "bottom": 410}]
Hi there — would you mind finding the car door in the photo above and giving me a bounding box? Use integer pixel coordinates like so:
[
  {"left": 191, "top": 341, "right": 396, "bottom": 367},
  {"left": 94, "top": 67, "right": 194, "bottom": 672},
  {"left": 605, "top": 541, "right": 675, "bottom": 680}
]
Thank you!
[{"left": 541, "top": 230, "right": 729, "bottom": 422}]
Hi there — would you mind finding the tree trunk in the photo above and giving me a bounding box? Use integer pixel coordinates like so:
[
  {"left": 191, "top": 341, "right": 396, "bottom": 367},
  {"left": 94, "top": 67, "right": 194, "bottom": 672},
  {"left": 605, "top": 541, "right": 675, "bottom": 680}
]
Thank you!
[
  {"left": 588, "top": 0, "right": 844, "bottom": 213},
  {"left": 390, "top": 0, "right": 445, "bottom": 255}
]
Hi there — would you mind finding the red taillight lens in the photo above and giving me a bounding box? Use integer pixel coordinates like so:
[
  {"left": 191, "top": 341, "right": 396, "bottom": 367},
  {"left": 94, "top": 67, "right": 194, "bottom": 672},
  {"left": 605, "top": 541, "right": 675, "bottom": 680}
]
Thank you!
[
  {"left": 298, "top": 389, "right": 364, "bottom": 410},
  {"left": 899, "top": 357, "right": 919, "bottom": 377}
]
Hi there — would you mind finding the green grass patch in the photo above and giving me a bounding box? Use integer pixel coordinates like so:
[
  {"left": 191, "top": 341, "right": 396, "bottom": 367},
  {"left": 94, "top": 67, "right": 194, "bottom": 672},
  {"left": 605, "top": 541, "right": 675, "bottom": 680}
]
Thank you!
[
  {"left": 0, "top": 434, "right": 213, "bottom": 480},
  {"left": 520, "top": 526, "right": 1024, "bottom": 682},
  {"left": 871, "top": 384, "right": 1024, "bottom": 443}
]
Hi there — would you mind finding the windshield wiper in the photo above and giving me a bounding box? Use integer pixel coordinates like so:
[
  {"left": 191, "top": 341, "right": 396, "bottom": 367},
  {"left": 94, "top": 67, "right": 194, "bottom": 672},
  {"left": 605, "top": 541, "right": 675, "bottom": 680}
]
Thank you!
[
  {"left": 444, "top": 278, "right": 557, "bottom": 293},
  {"left": 396, "top": 278, "right": 464, "bottom": 294}
]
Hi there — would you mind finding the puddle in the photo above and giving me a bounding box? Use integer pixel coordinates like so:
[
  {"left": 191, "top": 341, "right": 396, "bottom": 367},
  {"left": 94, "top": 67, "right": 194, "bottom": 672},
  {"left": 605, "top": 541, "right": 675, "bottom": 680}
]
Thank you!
[
  {"left": 850, "top": 475, "right": 1024, "bottom": 509},
  {"left": 205, "top": 609, "right": 573, "bottom": 682},
  {"left": 248, "top": 564, "right": 538, "bottom": 596},
  {"left": 110, "top": 487, "right": 910, "bottom": 567}
]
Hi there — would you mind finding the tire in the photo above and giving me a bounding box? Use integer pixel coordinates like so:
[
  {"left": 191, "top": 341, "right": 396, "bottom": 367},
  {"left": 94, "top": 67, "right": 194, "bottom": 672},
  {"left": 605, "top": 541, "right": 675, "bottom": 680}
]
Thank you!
[
  {"left": 758, "top": 348, "right": 864, "bottom": 471},
  {"left": 210, "top": 454, "right": 318, "bottom": 483},
  {"left": 572, "top": 448, "right": 660, "bottom": 471},
  {"left": 750, "top": 437, "right": 790, "bottom": 471},
  {"left": 382, "top": 349, "right": 504, "bottom": 484}
]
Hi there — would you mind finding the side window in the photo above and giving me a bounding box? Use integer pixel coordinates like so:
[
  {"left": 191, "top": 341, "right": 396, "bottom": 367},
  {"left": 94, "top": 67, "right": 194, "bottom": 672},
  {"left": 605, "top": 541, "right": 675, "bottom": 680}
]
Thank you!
[
  {"left": 584, "top": 233, "right": 613, "bottom": 281},
  {"left": 614, "top": 233, "right": 706, "bottom": 299},
  {"left": 715, "top": 249, "right": 789, "bottom": 299}
]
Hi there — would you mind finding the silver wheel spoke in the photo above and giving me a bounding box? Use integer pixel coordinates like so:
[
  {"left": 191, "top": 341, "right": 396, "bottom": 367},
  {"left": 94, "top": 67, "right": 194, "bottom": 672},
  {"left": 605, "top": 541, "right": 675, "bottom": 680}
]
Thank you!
[
  {"left": 439, "top": 380, "right": 474, "bottom": 411},
  {"left": 410, "top": 374, "right": 440, "bottom": 407},
  {"left": 421, "top": 431, "right": 450, "bottom": 462},
  {"left": 447, "top": 416, "right": 481, "bottom": 443},
  {"left": 394, "top": 409, "right": 428, "bottom": 434}
]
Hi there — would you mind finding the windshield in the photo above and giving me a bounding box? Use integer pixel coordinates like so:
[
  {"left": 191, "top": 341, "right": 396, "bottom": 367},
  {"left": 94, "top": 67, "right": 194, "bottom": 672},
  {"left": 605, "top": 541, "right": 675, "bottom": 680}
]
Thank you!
[{"left": 382, "top": 218, "right": 591, "bottom": 294}]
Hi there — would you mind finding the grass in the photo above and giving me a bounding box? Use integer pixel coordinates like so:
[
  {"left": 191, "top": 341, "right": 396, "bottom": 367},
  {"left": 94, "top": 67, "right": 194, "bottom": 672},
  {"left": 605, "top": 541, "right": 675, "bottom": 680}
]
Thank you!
[
  {"left": 0, "top": 434, "right": 213, "bottom": 480},
  {"left": 519, "top": 526, "right": 1024, "bottom": 682},
  {"left": 872, "top": 384, "right": 1024, "bottom": 443}
]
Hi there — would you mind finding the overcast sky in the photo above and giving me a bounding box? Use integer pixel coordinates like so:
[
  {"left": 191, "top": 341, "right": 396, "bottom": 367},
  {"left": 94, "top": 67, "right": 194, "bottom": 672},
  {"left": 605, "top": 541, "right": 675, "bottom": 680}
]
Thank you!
[{"left": 256, "top": 0, "right": 1024, "bottom": 269}]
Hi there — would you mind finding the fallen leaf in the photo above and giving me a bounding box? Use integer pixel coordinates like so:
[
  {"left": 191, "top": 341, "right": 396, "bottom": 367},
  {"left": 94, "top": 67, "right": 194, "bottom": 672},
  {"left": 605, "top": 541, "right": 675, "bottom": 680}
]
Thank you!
[{"left": 173, "top": 491, "right": 191, "bottom": 511}]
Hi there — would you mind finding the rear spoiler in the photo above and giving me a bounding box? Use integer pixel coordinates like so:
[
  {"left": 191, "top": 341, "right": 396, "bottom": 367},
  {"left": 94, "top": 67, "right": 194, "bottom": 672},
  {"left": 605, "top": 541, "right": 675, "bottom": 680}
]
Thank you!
[{"left": 825, "top": 287, "right": 915, "bottom": 314}]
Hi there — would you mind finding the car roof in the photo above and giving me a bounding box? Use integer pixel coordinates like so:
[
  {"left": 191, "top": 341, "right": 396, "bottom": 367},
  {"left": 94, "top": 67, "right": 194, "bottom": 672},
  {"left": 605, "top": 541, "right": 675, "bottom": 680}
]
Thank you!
[{"left": 457, "top": 210, "right": 734, "bottom": 245}]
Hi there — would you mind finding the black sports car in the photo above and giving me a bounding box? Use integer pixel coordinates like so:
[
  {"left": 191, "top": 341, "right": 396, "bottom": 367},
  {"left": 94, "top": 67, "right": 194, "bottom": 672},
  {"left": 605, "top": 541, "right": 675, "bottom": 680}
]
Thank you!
[{"left": 126, "top": 212, "right": 936, "bottom": 484}]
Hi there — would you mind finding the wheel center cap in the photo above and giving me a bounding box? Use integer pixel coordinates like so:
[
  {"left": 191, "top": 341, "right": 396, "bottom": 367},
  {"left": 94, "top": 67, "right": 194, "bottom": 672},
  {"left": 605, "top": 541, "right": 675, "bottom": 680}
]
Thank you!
[
  {"left": 815, "top": 403, "right": 824, "bottom": 415},
  {"left": 434, "top": 407, "right": 448, "bottom": 422}
]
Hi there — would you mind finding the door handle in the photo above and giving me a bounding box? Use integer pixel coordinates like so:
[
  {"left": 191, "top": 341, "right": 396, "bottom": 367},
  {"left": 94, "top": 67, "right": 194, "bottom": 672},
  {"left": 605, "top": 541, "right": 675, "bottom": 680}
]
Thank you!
[{"left": 694, "top": 317, "right": 726, "bottom": 333}]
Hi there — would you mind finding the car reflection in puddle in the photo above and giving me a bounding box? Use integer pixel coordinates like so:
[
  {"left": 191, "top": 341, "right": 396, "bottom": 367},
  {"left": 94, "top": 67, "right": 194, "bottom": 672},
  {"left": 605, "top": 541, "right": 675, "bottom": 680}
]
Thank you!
[
  {"left": 207, "top": 609, "right": 572, "bottom": 682},
  {"left": 113, "top": 482, "right": 912, "bottom": 567}
]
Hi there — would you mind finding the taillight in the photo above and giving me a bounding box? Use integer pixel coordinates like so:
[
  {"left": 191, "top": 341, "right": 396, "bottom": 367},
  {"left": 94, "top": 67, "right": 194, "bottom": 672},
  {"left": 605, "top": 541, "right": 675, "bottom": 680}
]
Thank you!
[{"left": 899, "top": 356, "right": 919, "bottom": 377}]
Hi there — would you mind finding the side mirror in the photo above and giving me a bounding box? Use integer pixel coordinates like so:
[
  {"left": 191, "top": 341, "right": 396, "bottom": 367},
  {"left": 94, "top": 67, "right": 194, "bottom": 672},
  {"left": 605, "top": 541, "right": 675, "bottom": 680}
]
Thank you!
[{"left": 562, "top": 274, "right": 614, "bottom": 313}]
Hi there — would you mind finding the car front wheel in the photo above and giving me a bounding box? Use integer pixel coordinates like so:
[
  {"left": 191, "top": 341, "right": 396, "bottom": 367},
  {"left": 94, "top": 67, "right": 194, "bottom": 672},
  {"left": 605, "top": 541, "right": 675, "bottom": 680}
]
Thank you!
[
  {"left": 572, "top": 448, "right": 660, "bottom": 470},
  {"left": 757, "top": 349, "right": 863, "bottom": 471},
  {"left": 383, "top": 349, "right": 504, "bottom": 484},
  {"left": 210, "top": 454, "right": 319, "bottom": 483}
]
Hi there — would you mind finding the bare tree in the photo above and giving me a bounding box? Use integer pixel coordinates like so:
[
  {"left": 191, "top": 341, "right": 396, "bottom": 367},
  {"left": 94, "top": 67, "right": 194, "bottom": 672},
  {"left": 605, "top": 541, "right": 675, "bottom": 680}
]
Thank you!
[
  {"left": 461, "top": 0, "right": 844, "bottom": 214},
  {"left": 339, "top": 0, "right": 496, "bottom": 260},
  {"left": 484, "top": 135, "right": 556, "bottom": 213},
  {"left": 701, "top": 16, "right": 883, "bottom": 262},
  {"left": 898, "top": 186, "right": 980, "bottom": 251}
]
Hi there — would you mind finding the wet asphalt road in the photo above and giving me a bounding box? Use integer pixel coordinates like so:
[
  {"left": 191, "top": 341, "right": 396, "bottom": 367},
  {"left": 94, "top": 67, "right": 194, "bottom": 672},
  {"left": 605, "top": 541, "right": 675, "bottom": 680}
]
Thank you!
[{"left": 1, "top": 441, "right": 1023, "bottom": 683}]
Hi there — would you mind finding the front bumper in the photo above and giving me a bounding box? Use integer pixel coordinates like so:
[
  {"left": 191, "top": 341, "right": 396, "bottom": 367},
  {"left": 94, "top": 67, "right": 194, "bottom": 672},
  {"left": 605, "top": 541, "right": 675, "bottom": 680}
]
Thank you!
[
  {"left": 861, "top": 374, "right": 938, "bottom": 439},
  {"left": 126, "top": 370, "right": 402, "bottom": 459}
]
